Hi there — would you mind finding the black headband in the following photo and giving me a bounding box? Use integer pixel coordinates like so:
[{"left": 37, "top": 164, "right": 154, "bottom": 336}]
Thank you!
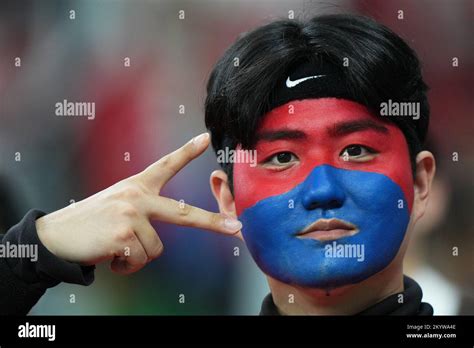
[
  {"left": 269, "top": 59, "right": 355, "bottom": 111},
  {"left": 268, "top": 58, "right": 427, "bottom": 146}
]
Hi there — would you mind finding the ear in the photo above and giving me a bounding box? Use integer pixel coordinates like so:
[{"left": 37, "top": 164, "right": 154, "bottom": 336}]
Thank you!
[
  {"left": 210, "top": 170, "right": 237, "bottom": 217},
  {"left": 210, "top": 170, "right": 243, "bottom": 240},
  {"left": 412, "top": 150, "right": 436, "bottom": 223}
]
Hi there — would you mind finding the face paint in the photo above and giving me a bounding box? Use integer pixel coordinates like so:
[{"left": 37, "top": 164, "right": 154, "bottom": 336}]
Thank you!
[{"left": 233, "top": 98, "right": 414, "bottom": 289}]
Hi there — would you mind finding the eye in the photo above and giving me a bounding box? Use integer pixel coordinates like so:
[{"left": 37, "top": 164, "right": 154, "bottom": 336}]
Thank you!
[
  {"left": 340, "top": 145, "right": 377, "bottom": 162},
  {"left": 263, "top": 151, "right": 299, "bottom": 168}
]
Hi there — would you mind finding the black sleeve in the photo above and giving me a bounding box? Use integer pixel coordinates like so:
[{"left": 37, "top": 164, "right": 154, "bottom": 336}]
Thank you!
[{"left": 0, "top": 210, "right": 95, "bottom": 315}]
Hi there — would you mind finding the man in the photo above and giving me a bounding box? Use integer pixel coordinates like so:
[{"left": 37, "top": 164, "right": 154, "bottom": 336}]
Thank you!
[
  {"left": 205, "top": 14, "right": 435, "bottom": 315},
  {"left": 1, "top": 14, "right": 435, "bottom": 315}
]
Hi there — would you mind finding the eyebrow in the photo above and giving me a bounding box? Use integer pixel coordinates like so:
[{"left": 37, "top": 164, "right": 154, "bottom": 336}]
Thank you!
[
  {"left": 328, "top": 120, "right": 389, "bottom": 137},
  {"left": 256, "top": 129, "right": 307, "bottom": 142}
]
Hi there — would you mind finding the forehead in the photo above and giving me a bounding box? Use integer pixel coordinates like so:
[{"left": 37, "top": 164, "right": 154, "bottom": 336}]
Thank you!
[{"left": 258, "top": 98, "right": 389, "bottom": 134}]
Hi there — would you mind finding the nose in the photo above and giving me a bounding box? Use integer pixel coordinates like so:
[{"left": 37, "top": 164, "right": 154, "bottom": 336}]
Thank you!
[{"left": 301, "top": 165, "right": 346, "bottom": 210}]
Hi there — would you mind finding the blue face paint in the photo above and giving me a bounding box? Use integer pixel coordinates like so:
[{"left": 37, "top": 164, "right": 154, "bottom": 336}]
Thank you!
[{"left": 239, "top": 165, "right": 410, "bottom": 289}]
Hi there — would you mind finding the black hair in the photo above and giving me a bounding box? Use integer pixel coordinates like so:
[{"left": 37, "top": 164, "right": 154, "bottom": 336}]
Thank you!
[{"left": 205, "top": 14, "right": 429, "bottom": 191}]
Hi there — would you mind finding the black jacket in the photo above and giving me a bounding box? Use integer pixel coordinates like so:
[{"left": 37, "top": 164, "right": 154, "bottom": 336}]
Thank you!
[{"left": 0, "top": 210, "right": 94, "bottom": 315}]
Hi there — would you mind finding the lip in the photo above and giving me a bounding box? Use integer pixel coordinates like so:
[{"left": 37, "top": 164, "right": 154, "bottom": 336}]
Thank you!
[{"left": 296, "top": 218, "right": 359, "bottom": 242}]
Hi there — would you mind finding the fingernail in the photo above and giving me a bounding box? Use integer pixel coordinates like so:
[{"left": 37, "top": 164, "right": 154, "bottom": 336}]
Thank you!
[
  {"left": 223, "top": 217, "right": 242, "bottom": 233},
  {"left": 192, "top": 132, "right": 209, "bottom": 147}
]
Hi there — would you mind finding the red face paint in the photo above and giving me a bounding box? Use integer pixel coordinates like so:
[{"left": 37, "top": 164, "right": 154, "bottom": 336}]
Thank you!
[{"left": 233, "top": 98, "right": 414, "bottom": 215}]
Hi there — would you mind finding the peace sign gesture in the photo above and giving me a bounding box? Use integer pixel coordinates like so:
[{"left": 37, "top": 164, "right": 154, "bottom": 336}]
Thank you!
[{"left": 36, "top": 133, "right": 242, "bottom": 275}]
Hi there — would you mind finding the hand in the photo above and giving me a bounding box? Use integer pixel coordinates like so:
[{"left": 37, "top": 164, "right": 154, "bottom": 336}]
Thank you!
[{"left": 35, "top": 133, "right": 242, "bottom": 274}]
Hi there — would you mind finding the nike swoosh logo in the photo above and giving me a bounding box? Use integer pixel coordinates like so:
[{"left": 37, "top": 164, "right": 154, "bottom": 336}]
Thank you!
[{"left": 286, "top": 74, "right": 325, "bottom": 88}]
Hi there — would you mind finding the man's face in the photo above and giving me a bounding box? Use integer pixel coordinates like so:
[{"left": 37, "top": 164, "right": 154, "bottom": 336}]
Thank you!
[{"left": 233, "top": 98, "right": 414, "bottom": 289}]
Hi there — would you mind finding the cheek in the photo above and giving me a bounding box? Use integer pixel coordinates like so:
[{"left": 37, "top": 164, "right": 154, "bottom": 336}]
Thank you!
[
  {"left": 368, "top": 130, "right": 415, "bottom": 213},
  {"left": 383, "top": 163, "right": 414, "bottom": 214},
  {"left": 343, "top": 171, "right": 407, "bottom": 217},
  {"left": 233, "top": 162, "right": 262, "bottom": 216},
  {"left": 233, "top": 161, "right": 306, "bottom": 216}
]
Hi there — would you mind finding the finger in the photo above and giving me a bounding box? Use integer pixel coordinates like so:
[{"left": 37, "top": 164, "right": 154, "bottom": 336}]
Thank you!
[
  {"left": 140, "top": 132, "right": 210, "bottom": 193},
  {"left": 145, "top": 195, "right": 242, "bottom": 235},
  {"left": 133, "top": 217, "right": 164, "bottom": 261},
  {"left": 110, "top": 233, "right": 149, "bottom": 275}
]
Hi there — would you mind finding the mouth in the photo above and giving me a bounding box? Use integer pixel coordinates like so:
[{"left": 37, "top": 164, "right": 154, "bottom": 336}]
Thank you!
[{"left": 296, "top": 218, "right": 359, "bottom": 242}]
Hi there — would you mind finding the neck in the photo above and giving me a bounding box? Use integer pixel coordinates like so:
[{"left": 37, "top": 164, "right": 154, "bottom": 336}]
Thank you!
[{"left": 268, "top": 262, "right": 404, "bottom": 315}]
